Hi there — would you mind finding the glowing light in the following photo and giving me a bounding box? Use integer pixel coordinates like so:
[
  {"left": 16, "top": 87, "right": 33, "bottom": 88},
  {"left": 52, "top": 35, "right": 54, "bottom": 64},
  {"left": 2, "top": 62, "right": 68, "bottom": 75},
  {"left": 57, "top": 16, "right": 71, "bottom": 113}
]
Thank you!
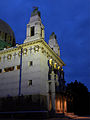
[
  {"left": 64, "top": 99, "right": 67, "bottom": 112},
  {"left": 61, "top": 99, "right": 63, "bottom": 112},
  {"left": 54, "top": 63, "right": 57, "bottom": 69},
  {"left": 58, "top": 66, "right": 60, "bottom": 70},
  {"left": 49, "top": 59, "right": 52, "bottom": 66},
  {"left": 57, "top": 99, "right": 60, "bottom": 112},
  {"left": 55, "top": 98, "right": 61, "bottom": 113}
]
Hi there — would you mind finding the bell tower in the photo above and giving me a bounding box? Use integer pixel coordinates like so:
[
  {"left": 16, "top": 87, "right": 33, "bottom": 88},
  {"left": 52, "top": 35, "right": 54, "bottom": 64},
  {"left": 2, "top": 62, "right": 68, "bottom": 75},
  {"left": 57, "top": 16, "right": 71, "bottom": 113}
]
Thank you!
[
  {"left": 24, "top": 7, "right": 44, "bottom": 43},
  {"left": 48, "top": 32, "right": 60, "bottom": 56}
]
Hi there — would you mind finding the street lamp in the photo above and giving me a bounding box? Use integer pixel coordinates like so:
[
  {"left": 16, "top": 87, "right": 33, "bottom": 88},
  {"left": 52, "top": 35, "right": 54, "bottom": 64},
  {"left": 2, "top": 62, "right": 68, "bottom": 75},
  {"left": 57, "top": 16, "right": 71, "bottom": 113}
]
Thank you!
[{"left": 18, "top": 47, "right": 23, "bottom": 96}]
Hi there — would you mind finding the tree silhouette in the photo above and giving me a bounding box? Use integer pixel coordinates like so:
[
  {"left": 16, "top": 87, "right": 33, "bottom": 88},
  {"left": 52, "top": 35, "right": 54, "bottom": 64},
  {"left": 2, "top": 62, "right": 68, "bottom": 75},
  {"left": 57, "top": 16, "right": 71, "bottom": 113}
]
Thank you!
[{"left": 66, "top": 80, "right": 89, "bottom": 115}]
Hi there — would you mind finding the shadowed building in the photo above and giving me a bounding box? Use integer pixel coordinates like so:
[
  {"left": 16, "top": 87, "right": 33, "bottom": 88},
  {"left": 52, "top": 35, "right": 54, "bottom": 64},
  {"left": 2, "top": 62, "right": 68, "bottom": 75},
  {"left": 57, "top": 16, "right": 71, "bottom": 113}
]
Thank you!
[{"left": 0, "top": 8, "right": 67, "bottom": 113}]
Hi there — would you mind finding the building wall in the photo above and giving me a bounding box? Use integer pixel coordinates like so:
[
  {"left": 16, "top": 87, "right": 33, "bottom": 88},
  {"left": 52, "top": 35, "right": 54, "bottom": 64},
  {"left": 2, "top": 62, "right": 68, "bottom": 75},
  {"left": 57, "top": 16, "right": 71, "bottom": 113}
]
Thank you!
[
  {"left": 0, "top": 40, "right": 53, "bottom": 98},
  {"left": 0, "top": 39, "right": 65, "bottom": 111}
]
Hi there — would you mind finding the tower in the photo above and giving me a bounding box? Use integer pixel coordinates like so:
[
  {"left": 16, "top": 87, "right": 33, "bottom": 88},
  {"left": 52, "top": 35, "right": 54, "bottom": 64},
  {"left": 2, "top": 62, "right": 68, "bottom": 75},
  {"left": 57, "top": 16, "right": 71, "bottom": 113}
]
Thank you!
[
  {"left": 48, "top": 32, "right": 60, "bottom": 56},
  {"left": 24, "top": 7, "right": 44, "bottom": 43}
]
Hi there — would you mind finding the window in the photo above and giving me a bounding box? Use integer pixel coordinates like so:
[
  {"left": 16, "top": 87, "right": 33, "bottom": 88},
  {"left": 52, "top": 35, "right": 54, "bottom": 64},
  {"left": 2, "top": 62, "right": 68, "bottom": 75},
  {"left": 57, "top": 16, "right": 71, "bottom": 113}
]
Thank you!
[
  {"left": 48, "top": 73, "right": 51, "bottom": 80},
  {"left": 41, "top": 28, "right": 42, "bottom": 37},
  {"left": 31, "top": 26, "right": 34, "bottom": 36},
  {"left": 10, "top": 66, "right": 14, "bottom": 71},
  {"left": 48, "top": 68, "right": 52, "bottom": 80},
  {"left": 4, "top": 68, "right": 9, "bottom": 72},
  {"left": 0, "top": 69, "right": 2, "bottom": 73},
  {"left": 28, "top": 80, "right": 32, "bottom": 86},
  {"left": 16, "top": 65, "right": 20, "bottom": 70},
  {"left": 54, "top": 74, "right": 56, "bottom": 80},
  {"left": 4, "top": 66, "right": 14, "bottom": 72},
  {"left": 28, "top": 61, "right": 33, "bottom": 67}
]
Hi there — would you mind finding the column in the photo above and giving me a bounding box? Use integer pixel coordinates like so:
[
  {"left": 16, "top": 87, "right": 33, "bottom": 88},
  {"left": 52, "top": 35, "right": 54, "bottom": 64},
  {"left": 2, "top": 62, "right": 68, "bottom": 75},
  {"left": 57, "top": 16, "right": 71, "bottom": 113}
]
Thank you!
[
  {"left": 35, "top": 23, "right": 41, "bottom": 36},
  {"left": 26, "top": 24, "right": 30, "bottom": 38},
  {"left": 46, "top": 83, "right": 50, "bottom": 111},
  {"left": 42, "top": 29, "right": 44, "bottom": 39},
  {"left": 46, "top": 93, "right": 50, "bottom": 111},
  {"left": 51, "top": 71, "right": 55, "bottom": 112}
]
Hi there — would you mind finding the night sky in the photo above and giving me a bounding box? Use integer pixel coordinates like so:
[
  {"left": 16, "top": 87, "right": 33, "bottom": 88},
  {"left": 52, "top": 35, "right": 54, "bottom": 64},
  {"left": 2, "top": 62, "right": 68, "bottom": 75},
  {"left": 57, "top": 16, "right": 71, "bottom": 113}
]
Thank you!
[{"left": 0, "top": 0, "right": 90, "bottom": 91}]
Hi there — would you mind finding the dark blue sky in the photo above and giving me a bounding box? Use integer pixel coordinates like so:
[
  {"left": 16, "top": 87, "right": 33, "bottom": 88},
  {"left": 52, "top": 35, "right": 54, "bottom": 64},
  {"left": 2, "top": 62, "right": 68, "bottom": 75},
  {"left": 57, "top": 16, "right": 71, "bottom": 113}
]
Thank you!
[{"left": 0, "top": 0, "right": 90, "bottom": 91}]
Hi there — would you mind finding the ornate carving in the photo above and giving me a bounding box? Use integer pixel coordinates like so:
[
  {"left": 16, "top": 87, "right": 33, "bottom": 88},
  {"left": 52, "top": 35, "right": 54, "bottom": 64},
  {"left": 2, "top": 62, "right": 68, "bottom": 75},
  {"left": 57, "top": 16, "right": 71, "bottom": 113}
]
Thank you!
[
  {"left": 34, "top": 45, "right": 39, "bottom": 52},
  {"left": 23, "top": 48, "right": 28, "bottom": 54},
  {"left": 7, "top": 54, "right": 12, "bottom": 60}
]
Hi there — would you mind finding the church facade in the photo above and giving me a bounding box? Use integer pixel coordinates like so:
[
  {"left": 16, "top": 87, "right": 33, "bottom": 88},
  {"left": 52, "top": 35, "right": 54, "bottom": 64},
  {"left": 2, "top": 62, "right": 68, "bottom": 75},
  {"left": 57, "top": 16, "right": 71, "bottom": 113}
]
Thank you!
[{"left": 0, "top": 8, "right": 67, "bottom": 113}]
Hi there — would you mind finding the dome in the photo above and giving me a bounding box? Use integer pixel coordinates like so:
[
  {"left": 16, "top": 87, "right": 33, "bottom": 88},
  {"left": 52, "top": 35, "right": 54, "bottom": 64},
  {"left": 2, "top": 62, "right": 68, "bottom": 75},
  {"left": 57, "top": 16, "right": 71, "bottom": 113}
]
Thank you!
[
  {"left": 0, "top": 19, "right": 16, "bottom": 50},
  {"left": 0, "top": 19, "right": 15, "bottom": 36}
]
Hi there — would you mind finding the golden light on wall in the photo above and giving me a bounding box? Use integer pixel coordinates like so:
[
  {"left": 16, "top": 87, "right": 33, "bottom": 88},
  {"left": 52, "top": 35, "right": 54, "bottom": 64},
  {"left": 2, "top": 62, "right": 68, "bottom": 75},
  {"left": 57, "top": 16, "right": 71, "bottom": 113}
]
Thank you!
[
  {"left": 56, "top": 99, "right": 60, "bottom": 112},
  {"left": 49, "top": 97, "right": 52, "bottom": 111},
  {"left": 61, "top": 99, "right": 63, "bottom": 112},
  {"left": 64, "top": 99, "right": 67, "bottom": 112},
  {"left": 58, "top": 66, "right": 60, "bottom": 70},
  {"left": 16, "top": 65, "right": 20, "bottom": 70},
  {"left": 49, "top": 59, "right": 52, "bottom": 66},
  {"left": 54, "top": 63, "right": 57, "bottom": 69}
]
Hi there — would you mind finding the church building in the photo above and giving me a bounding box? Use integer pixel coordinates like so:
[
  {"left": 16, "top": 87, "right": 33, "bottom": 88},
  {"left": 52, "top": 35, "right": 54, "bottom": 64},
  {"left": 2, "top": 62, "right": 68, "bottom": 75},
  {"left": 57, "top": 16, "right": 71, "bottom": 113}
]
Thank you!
[{"left": 0, "top": 8, "right": 67, "bottom": 113}]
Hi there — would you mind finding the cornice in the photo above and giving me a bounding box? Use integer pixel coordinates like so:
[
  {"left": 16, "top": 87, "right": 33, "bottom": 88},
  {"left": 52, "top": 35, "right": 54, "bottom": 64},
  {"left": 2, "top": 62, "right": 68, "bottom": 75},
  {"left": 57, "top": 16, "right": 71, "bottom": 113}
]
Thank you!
[
  {"left": 40, "top": 39, "right": 65, "bottom": 66},
  {"left": 0, "top": 38, "right": 65, "bottom": 66}
]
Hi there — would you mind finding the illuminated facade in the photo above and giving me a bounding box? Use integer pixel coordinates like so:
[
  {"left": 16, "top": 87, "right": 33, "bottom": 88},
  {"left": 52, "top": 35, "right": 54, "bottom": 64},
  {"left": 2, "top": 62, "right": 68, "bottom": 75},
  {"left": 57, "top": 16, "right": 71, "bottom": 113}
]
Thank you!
[{"left": 0, "top": 8, "right": 67, "bottom": 113}]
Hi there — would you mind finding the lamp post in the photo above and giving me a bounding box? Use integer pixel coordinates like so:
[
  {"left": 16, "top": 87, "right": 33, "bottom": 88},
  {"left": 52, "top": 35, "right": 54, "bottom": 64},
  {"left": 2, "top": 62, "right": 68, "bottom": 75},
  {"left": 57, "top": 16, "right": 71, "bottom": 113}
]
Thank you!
[{"left": 18, "top": 47, "right": 23, "bottom": 96}]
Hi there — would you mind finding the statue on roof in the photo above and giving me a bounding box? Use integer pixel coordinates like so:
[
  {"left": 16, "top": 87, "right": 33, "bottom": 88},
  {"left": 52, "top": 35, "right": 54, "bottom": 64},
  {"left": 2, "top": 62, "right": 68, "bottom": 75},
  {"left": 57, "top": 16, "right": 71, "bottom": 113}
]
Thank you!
[
  {"left": 31, "top": 7, "right": 41, "bottom": 17},
  {"left": 33, "top": 6, "right": 38, "bottom": 11},
  {"left": 50, "top": 32, "right": 57, "bottom": 39}
]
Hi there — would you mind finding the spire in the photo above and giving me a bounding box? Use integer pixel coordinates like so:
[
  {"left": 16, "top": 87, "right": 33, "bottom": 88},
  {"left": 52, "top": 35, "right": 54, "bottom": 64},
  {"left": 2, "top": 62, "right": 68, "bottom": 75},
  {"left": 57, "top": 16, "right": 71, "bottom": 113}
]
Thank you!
[{"left": 48, "top": 32, "right": 60, "bottom": 56}]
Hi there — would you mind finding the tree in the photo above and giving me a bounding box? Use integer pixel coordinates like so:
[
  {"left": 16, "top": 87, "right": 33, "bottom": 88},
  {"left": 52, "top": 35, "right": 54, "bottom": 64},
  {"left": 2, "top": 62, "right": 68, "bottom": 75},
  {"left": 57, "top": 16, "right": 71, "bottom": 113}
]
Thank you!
[{"left": 66, "top": 80, "right": 89, "bottom": 115}]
